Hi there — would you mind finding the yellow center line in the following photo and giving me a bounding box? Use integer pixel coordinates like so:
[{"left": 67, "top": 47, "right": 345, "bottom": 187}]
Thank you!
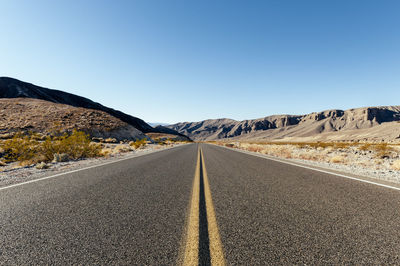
[
  {"left": 180, "top": 147, "right": 225, "bottom": 265},
  {"left": 181, "top": 148, "right": 200, "bottom": 265},
  {"left": 200, "top": 148, "right": 226, "bottom": 266}
]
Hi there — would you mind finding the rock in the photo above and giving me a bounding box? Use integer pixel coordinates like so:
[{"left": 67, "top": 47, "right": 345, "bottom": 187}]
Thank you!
[
  {"left": 105, "top": 138, "right": 118, "bottom": 143},
  {"left": 36, "top": 162, "right": 50, "bottom": 169}
]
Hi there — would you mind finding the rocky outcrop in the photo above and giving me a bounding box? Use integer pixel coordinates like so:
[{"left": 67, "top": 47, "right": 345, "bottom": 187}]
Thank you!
[{"left": 168, "top": 106, "right": 400, "bottom": 142}]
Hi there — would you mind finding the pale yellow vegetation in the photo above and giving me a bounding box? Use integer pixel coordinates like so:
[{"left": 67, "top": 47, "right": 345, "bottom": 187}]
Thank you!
[
  {"left": 213, "top": 141, "right": 399, "bottom": 170},
  {"left": 113, "top": 144, "right": 133, "bottom": 154},
  {"left": 330, "top": 155, "right": 345, "bottom": 163},
  {"left": 130, "top": 138, "right": 147, "bottom": 149},
  {"left": 0, "top": 130, "right": 102, "bottom": 166},
  {"left": 392, "top": 160, "right": 400, "bottom": 170}
]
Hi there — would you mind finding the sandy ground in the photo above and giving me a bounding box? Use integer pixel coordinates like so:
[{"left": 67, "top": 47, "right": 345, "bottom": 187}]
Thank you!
[
  {"left": 0, "top": 143, "right": 186, "bottom": 188},
  {"left": 216, "top": 142, "right": 400, "bottom": 184}
]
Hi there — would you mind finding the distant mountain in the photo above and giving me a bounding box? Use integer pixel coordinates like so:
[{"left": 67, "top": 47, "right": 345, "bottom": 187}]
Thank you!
[
  {"left": 0, "top": 77, "right": 190, "bottom": 140},
  {"left": 167, "top": 107, "right": 400, "bottom": 142}
]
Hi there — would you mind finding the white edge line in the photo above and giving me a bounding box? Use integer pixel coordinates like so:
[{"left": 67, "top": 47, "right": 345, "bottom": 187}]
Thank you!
[
  {"left": 210, "top": 144, "right": 400, "bottom": 192},
  {"left": 0, "top": 144, "right": 191, "bottom": 192}
]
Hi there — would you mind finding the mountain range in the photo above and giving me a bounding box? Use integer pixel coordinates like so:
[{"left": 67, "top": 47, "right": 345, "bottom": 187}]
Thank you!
[
  {"left": 167, "top": 107, "right": 400, "bottom": 143},
  {"left": 2, "top": 76, "right": 399, "bottom": 143}
]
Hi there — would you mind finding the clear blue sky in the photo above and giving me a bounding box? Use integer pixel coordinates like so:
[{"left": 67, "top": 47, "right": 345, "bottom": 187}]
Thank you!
[{"left": 1, "top": 0, "right": 399, "bottom": 123}]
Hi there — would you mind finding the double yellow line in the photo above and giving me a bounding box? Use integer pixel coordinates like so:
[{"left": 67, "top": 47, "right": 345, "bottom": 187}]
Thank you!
[{"left": 180, "top": 148, "right": 225, "bottom": 266}]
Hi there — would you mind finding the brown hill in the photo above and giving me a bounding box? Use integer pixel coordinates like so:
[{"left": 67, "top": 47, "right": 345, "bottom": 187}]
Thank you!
[
  {"left": 168, "top": 106, "right": 400, "bottom": 142},
  {"left": 0, "top": 77, "right": 153, "bottom": 133},
  {"left": 0, "top": 98, "right": 146, "bottom": 141},
  {"left": 0, "top": 77, "right": 190, "bottom": 141}
]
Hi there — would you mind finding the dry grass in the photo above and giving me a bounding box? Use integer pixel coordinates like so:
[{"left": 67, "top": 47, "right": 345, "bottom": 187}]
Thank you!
[
  {"left": 0, "top": 130, "right": 102, "bottom": 165},
  {"left": 211, "top": 141, "right": 400, "bottom": 169},
  {"left": 130, "top": 138, "right": 147, "bottom": 149},
  {"left": 330, "top": 155, "right": 345, "bottom": 163},
  {"left": 243, "top": 141, "right": 353, "bottom": 149},
  {"left": 359, "top": 143, "right": 372, "bottom": 151},
  {"left": 100, "top": 147, "right": 113, "bottom": 157},
  {"left": 113, "top": 144, "right": 133, "bottom": 154},
  {"left": 392, "top": 160, "right": 400, "bottom": 170},
  {"left": 372, "top": 143, "right": 394, "bottom": 159}
]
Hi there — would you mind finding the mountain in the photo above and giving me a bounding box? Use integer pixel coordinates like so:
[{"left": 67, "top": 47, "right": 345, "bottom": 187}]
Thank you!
[
  {"left": 167, "top": 106, "right": 400, "bottom": 142},
  {"left": 0, "top": 77, "right": 153, "bottom": 132},
  {"left": 0, "top": 98, "right": 147, "bottom": 140},
  {"left": 0, "top": 77, "right": 190, "bottom": 141}
]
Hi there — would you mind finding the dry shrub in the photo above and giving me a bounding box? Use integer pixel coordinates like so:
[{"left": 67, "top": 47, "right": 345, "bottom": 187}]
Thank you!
[
  {"left": 130, "top": 138, "right": 147, "bottom": 149},
  {"left": 0, "top": 130, "right": 102, "bottom": 165},
  {"left": 1, "top": 133, "right": 39, "bottom": 163},
  {"left": 334, "top": 142, "right": 351, "bottom": 149},
  {"left": 260, "top": 148, "right": 271, "bottom": 155},
  {"left": 247, "top": 145, "right": 263, "bottom": 153},
  {"left": 243, "top": 144, "right": 293, "bottom": 159},
  {"left": 359, "top": 143, "right": 372, "bottom": 151},
  {"left": 392, "top": 160, "right": 400, "bottom": 170},
  {"left": 277, "top": 147, "right": 292, "bottom": 159},
  {"left": 373, "top": 143, "right": 393, "bottom": 159},
  {"left": 113, "top": 144, "right": 132, "bottom": 154},
  {"left": 330, "top": 155, "right": 345, "bottom": 163},
  {"left": 299, "top": 153, "right": 319, "bottom": 161},
  {"left": 41, "top": 130, "right": 101, "bottom": 161},
  {"left": 100, "top": 147, "right": 113, "bottom": 157}
]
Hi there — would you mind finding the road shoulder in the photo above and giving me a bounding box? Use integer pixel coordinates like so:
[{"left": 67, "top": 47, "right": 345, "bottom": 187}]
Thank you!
[
  {"left": 210, "top": 143, "right": 400, "bottom": 190},
  {"left": 0, "top": 143, "right": 191, "bottom": 189}
]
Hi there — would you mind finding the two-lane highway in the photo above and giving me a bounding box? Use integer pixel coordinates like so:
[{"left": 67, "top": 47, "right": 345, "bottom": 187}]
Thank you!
[{"left": 1, "top": 143, "right": 400, "bottom": 264}]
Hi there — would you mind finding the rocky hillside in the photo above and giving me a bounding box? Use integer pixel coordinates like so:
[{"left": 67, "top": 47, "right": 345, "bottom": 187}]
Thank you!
[
  {"left": 0, "top": 98, "right": 147, "bottom": 141},
  {"left": 0, "top": 77, "right": 154, "bottom": 133},
  {"left": 168, "top": 106, "right": 400, "bottom": 142},
  {"left": 0, "top": 77, "right": 190, "bottom": 141}
]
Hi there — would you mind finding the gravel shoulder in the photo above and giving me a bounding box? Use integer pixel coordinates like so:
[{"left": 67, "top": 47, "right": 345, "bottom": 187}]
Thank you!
[
  {"left": 0, "top": 143, "right": 187, "bottom": 188},
  {"left": 215, "top": 143, "right": 400, "bottom": 185}
]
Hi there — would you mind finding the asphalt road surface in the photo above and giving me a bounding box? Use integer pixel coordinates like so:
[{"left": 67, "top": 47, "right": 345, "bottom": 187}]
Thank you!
[{"left": 1, "top": 143, "right": 400, "bottom": 264}]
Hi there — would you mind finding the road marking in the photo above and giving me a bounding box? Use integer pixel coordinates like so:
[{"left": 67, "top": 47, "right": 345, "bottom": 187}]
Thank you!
[
  {"left": 200, "top": 149, "right": 226, "bottom": 266},
  {"left": 182, "top": 149, "right": 200, "bottom": 265},
  {"left": 0, "top": 144, "right": 190, "bottom": 192},
  {"left": 215, "top": 144, "right": 400, "bottom": 192},
  {"left": 181, "top": 148, "right": 225, "bottom": 265}
]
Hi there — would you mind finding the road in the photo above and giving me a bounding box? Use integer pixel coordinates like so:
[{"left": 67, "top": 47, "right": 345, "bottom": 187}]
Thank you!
[{"left": 1, "top": 143, "right": 400, "bottom": 264}]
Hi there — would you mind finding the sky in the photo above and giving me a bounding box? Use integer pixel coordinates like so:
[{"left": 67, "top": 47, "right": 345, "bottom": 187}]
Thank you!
[{"left": 1, "top": 0, "right": 400, "bottom": 124}]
